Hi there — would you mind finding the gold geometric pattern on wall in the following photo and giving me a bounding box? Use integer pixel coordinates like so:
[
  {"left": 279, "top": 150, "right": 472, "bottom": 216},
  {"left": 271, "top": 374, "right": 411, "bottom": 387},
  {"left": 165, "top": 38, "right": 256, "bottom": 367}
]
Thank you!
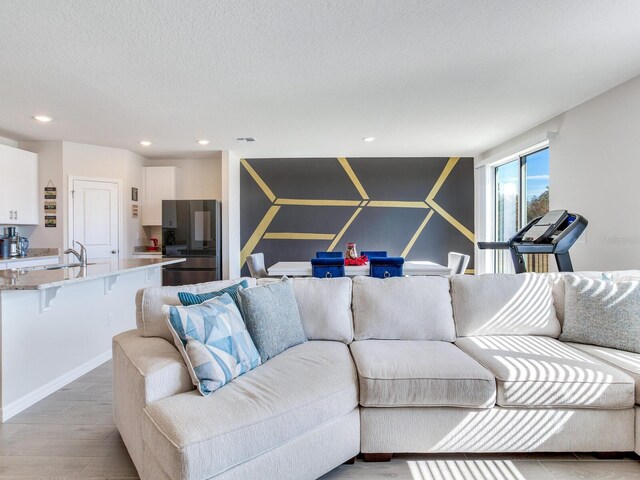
[{"left": 240, "top": 157, "right": 475, "bottom": 268}]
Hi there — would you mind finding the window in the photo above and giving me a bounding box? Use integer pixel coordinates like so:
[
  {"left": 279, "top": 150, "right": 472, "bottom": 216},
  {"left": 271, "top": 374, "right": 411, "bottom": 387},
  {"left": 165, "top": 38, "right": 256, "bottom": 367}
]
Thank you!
[{"left": 494, "top": 147, "right": 549, "bottom": 273}]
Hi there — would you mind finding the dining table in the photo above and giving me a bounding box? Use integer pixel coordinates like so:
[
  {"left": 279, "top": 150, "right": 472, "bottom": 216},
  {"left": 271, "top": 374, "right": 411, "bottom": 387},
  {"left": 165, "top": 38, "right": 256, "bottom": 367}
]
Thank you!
[{"left": 267, "top": 260, "right": 452, "bottom": 277}]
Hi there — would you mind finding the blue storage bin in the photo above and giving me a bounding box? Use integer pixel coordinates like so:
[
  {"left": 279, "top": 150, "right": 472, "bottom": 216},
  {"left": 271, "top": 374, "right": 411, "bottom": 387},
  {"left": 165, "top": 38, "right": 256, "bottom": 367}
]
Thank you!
[
  {"left": 311, "top": 257, "right": 345, "bottom": 278},
  {"left": 361, "top": 250, "right": 387, "bottom": 259},
  {"left": 315, "top": 251, "right": 343, "bottom": 258},
  {"left": 369, "top": 256, "right": 404, "bottom": 278}
]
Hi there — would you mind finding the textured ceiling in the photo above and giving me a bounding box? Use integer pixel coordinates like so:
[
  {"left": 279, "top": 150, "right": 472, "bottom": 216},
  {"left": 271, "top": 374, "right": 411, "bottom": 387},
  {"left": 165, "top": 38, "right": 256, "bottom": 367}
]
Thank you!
[{"left": 1, "top": 0, "right": 640, "bottom": 158}]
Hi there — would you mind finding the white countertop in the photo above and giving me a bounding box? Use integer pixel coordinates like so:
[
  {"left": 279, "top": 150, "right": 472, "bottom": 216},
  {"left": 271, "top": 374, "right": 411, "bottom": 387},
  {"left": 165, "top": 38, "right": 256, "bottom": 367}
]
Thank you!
[
  {"left": 1, "top": 254, "right": 60, "bottom": 264},
  {"left": 268, "top": 260, "right": 452, "bottom": 277},
  {"left": 1, "top": 248, "right": 60, "bottom": 263},
  {"left": 0, "top": 257, "right": 185, "bottom": 290}
]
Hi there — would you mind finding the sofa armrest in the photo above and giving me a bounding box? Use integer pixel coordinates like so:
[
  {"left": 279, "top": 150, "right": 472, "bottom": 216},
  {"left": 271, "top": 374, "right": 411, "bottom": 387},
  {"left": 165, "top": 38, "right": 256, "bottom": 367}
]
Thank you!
[{"left": 112, "top": 329, "right": 192, "bottom": 475}]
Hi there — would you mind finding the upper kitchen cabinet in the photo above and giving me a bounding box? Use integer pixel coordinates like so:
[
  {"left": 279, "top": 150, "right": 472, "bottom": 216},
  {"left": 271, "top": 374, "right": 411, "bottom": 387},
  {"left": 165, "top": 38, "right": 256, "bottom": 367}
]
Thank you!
[
  {"left": 0, "top": 145, "right": 39, "bottom": 225},
  {"left": 142, "top": 166, "right": 183, "bottom": 226}
]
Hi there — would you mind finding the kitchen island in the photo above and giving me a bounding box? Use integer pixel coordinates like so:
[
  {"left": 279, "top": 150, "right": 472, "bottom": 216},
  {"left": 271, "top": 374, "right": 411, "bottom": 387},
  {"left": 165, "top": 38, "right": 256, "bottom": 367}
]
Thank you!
[{"left": 0, "top": 257, "right": 184, "bottom": 421}]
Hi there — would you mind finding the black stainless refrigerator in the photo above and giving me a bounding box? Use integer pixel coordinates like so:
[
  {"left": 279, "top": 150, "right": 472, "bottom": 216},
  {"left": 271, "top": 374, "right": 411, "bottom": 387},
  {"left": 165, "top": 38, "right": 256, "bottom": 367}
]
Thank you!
[{"left": 162, "top": 200, "right": 222, "bottom": 286}]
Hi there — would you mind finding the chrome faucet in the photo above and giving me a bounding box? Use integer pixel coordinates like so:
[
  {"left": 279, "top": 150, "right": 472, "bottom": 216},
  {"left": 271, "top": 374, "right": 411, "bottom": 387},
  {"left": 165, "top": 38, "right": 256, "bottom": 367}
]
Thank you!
[{"left": 64, "top": 241, "right": 88, "bottom": 267}]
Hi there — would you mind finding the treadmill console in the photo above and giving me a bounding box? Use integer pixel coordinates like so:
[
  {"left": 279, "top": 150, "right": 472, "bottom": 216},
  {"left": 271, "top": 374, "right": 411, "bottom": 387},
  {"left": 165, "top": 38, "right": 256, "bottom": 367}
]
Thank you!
[
  {"left": 521, "top": 210, "right": 569, "bottom": 243},
  {"left": 478, "top": 210, "right": 588, "bottom": 273}
]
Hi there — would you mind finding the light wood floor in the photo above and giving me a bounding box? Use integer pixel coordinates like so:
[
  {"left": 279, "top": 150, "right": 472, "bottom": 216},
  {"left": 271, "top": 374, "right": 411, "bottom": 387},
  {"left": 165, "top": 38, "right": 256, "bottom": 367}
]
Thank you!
[{"left": 0, "top": 360, "right": 638, "bottom": 479}]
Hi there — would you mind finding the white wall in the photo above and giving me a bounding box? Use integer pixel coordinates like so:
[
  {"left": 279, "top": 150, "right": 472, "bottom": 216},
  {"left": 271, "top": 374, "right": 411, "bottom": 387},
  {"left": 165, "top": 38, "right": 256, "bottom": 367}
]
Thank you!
[
  {"left": 17, "top": 141, "right": 64, "bottom": 249},
  {"left": 144, "top": 157, "right": 222, "bottom": 200},
  {"left": 221, "top": 151, "right": 241, "bottom": 279},
  {"left": 477, "top": 74, "right": 640, "bottom": 271},
  {"left": 62, "top": 142, "right": 146, "bottom": 259}
]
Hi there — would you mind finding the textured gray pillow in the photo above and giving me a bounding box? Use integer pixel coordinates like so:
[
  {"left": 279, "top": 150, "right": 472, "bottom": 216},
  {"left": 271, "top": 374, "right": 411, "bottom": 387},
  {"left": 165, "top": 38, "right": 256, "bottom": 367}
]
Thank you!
[
  {"left": 237, "top": 277, "right": 307, "bottom": 361},
  {"left": 560, "top": 275, "right": 640, "bottom": 353}
]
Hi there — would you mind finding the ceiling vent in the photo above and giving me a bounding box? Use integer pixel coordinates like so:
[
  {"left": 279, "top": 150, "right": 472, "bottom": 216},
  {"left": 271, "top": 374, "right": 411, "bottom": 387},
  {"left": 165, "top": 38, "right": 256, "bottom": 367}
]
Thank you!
[{"left": 236, "top": 137, "right": 256, "bottom": 142}]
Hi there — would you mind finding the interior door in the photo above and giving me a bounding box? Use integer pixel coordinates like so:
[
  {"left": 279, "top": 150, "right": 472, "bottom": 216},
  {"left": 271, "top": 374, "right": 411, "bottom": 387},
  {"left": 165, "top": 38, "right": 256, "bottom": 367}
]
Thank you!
[{"left": 71, "top": 179, "right": 119, "bottom": 262}]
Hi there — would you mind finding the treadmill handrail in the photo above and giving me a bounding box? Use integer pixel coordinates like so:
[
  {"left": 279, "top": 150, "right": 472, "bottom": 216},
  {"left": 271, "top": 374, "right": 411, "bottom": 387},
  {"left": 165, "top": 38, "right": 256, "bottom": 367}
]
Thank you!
[{"left": 477, "top": 241, "right": 510, "bottom": 250}]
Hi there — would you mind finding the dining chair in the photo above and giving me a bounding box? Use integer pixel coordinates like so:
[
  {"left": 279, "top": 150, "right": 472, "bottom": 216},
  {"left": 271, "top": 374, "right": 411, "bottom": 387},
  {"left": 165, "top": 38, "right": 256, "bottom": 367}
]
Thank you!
[
  {"left": 315, "top": 251, "right": 343, "bottom": 258},
  {"left": 361, "top": 250, "right": 387, "bottom": 259},
  {"left": 246, "top": 253, "right": 269, "bottom": 278},
  {"left": 311, "top": 257, "right": 345, "bottom": 278},
  {"left": 369, "top": 256, "right": 404, "bottom": 278},
  {"left": 448, "top": 252, "right": 471, "bottom": 275}
]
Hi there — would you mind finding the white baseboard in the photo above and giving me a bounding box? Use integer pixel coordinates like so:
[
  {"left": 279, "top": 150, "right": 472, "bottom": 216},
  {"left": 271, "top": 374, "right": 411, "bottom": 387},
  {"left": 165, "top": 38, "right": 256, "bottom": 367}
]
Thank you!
[{"left": 1, "top": 350, "right": 112, "bottom": 422}]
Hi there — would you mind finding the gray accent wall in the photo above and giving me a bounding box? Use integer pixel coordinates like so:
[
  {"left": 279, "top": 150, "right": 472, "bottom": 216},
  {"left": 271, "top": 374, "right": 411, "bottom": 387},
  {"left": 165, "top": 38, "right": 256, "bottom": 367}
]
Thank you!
[{"left": 241, "top": 157, "right": 474, "bottom": 276}]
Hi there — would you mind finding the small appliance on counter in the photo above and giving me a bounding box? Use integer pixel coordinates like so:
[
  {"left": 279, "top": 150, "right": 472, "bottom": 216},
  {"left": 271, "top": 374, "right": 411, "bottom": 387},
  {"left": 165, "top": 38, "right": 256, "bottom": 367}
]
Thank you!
[
  {"left": 161, "top": 200, "right": 221, "bottom": 285},
  {"left": 148, "top": 237, "right": 160, "bottom": 252},
  {"left": 1, "top": 227, "right": 30, "bottom": 258}
]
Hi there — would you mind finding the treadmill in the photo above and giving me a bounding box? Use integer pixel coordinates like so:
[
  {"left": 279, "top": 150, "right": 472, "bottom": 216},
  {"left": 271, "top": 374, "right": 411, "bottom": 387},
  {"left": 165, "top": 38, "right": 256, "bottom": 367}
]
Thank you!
[{"left": 478, "top": 210, "right": 588, "bottom": 273}]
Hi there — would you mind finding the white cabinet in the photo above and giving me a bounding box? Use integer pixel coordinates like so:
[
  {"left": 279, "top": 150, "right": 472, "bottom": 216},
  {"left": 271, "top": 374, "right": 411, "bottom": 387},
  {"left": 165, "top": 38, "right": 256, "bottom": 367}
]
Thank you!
[
  {"left": 142, "top": 166, "right": 182, "bottom": 226},
  {"left": 0, "top": 145, "right": 39, "bottom": 225}
]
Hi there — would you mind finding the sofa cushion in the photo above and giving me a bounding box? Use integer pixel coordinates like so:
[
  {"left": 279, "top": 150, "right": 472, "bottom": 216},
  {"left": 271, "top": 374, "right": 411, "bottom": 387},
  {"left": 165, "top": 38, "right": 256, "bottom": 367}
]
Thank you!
[
  {"left": 238, "top": 278, "right": 307, "bottom": 362},
  {"left": 456, "top": 335, "right": 635, "bottom": 409},
  {"left": 352, "top": 276, "right": 455, "bottom": 341},
  {"left": 350, "top": 340, "right": 496, "bottom": 408},
  {"left": 291, "top": 277, "right": 353, "bottom": 343},
  {"left": 136, "top": 278, "right": 257, "bottom": 342},
  {"left": 567, "top": 342, "right": 640, "bottom": 404},
  {"left": 142, "top": 341, "right": 358, "bottom": 480},
  {"left": 451, "top": 273, "right": 560, "bottom": 337},
  {"left": 560, "top": 275, "right": 640, "bottom": 354},
  {"left": 163, "top": 294, "right": 261, "bottom": 396}
]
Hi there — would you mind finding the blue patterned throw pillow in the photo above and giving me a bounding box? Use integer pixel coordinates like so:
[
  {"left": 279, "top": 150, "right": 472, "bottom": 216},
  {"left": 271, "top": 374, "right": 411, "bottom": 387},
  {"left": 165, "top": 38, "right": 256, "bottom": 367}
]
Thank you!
[
  {"left": 163, "top": 293, "right": 261, "bottom": 396},
  {"left": 177, "top": 280, "right": 249, "bottom": 309}
]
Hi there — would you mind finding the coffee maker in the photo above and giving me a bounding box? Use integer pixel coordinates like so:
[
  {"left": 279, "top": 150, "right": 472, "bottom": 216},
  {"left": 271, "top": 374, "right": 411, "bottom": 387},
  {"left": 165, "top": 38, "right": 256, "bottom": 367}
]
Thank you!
[{"left": 3, "top": 227, "right": 20, "bottom": 258}]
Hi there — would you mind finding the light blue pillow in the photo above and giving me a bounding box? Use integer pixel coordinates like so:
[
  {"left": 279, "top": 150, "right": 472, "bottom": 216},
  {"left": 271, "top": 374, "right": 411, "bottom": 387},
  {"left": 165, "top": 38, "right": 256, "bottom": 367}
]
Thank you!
[
  {"left": 178, "top": 280, "right": 248, "bottom": 309},
  {"left": 237, "top": 277, "right": 307, "bottom": 362},
  {"left": 163, "top": 293, "right": 261, "bottom": 396}
]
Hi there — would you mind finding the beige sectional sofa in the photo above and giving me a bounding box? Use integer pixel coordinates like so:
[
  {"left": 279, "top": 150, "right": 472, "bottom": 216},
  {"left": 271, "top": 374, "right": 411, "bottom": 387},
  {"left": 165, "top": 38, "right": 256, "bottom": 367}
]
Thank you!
[{"left": 113, "top": 272, "right": 640, "bottom": 480}]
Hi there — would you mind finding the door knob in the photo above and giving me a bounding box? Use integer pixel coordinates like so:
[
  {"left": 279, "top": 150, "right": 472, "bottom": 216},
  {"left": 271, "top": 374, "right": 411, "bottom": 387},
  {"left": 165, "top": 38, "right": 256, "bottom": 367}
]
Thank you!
[{"left": 111, "top": 250, "right": 117, "bottom": 254}]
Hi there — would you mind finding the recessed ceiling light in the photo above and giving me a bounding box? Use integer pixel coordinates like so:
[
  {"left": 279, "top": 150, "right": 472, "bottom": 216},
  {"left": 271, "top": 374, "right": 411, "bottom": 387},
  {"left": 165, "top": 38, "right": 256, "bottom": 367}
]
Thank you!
[
  {"left": 197, "top": 139, "right": 210, "bottom": 145},
  {"left": 363, "top": 136, "right": 376, "bottom": 142},
  {"left": 236, "top": 137, "right": 256, "bottom": 143},
  {"left": 139, "top": 140, "right": 152, "bottom": 146},
  {"left": 33, "top": 115, "right": 53, "bottom": 123}
]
